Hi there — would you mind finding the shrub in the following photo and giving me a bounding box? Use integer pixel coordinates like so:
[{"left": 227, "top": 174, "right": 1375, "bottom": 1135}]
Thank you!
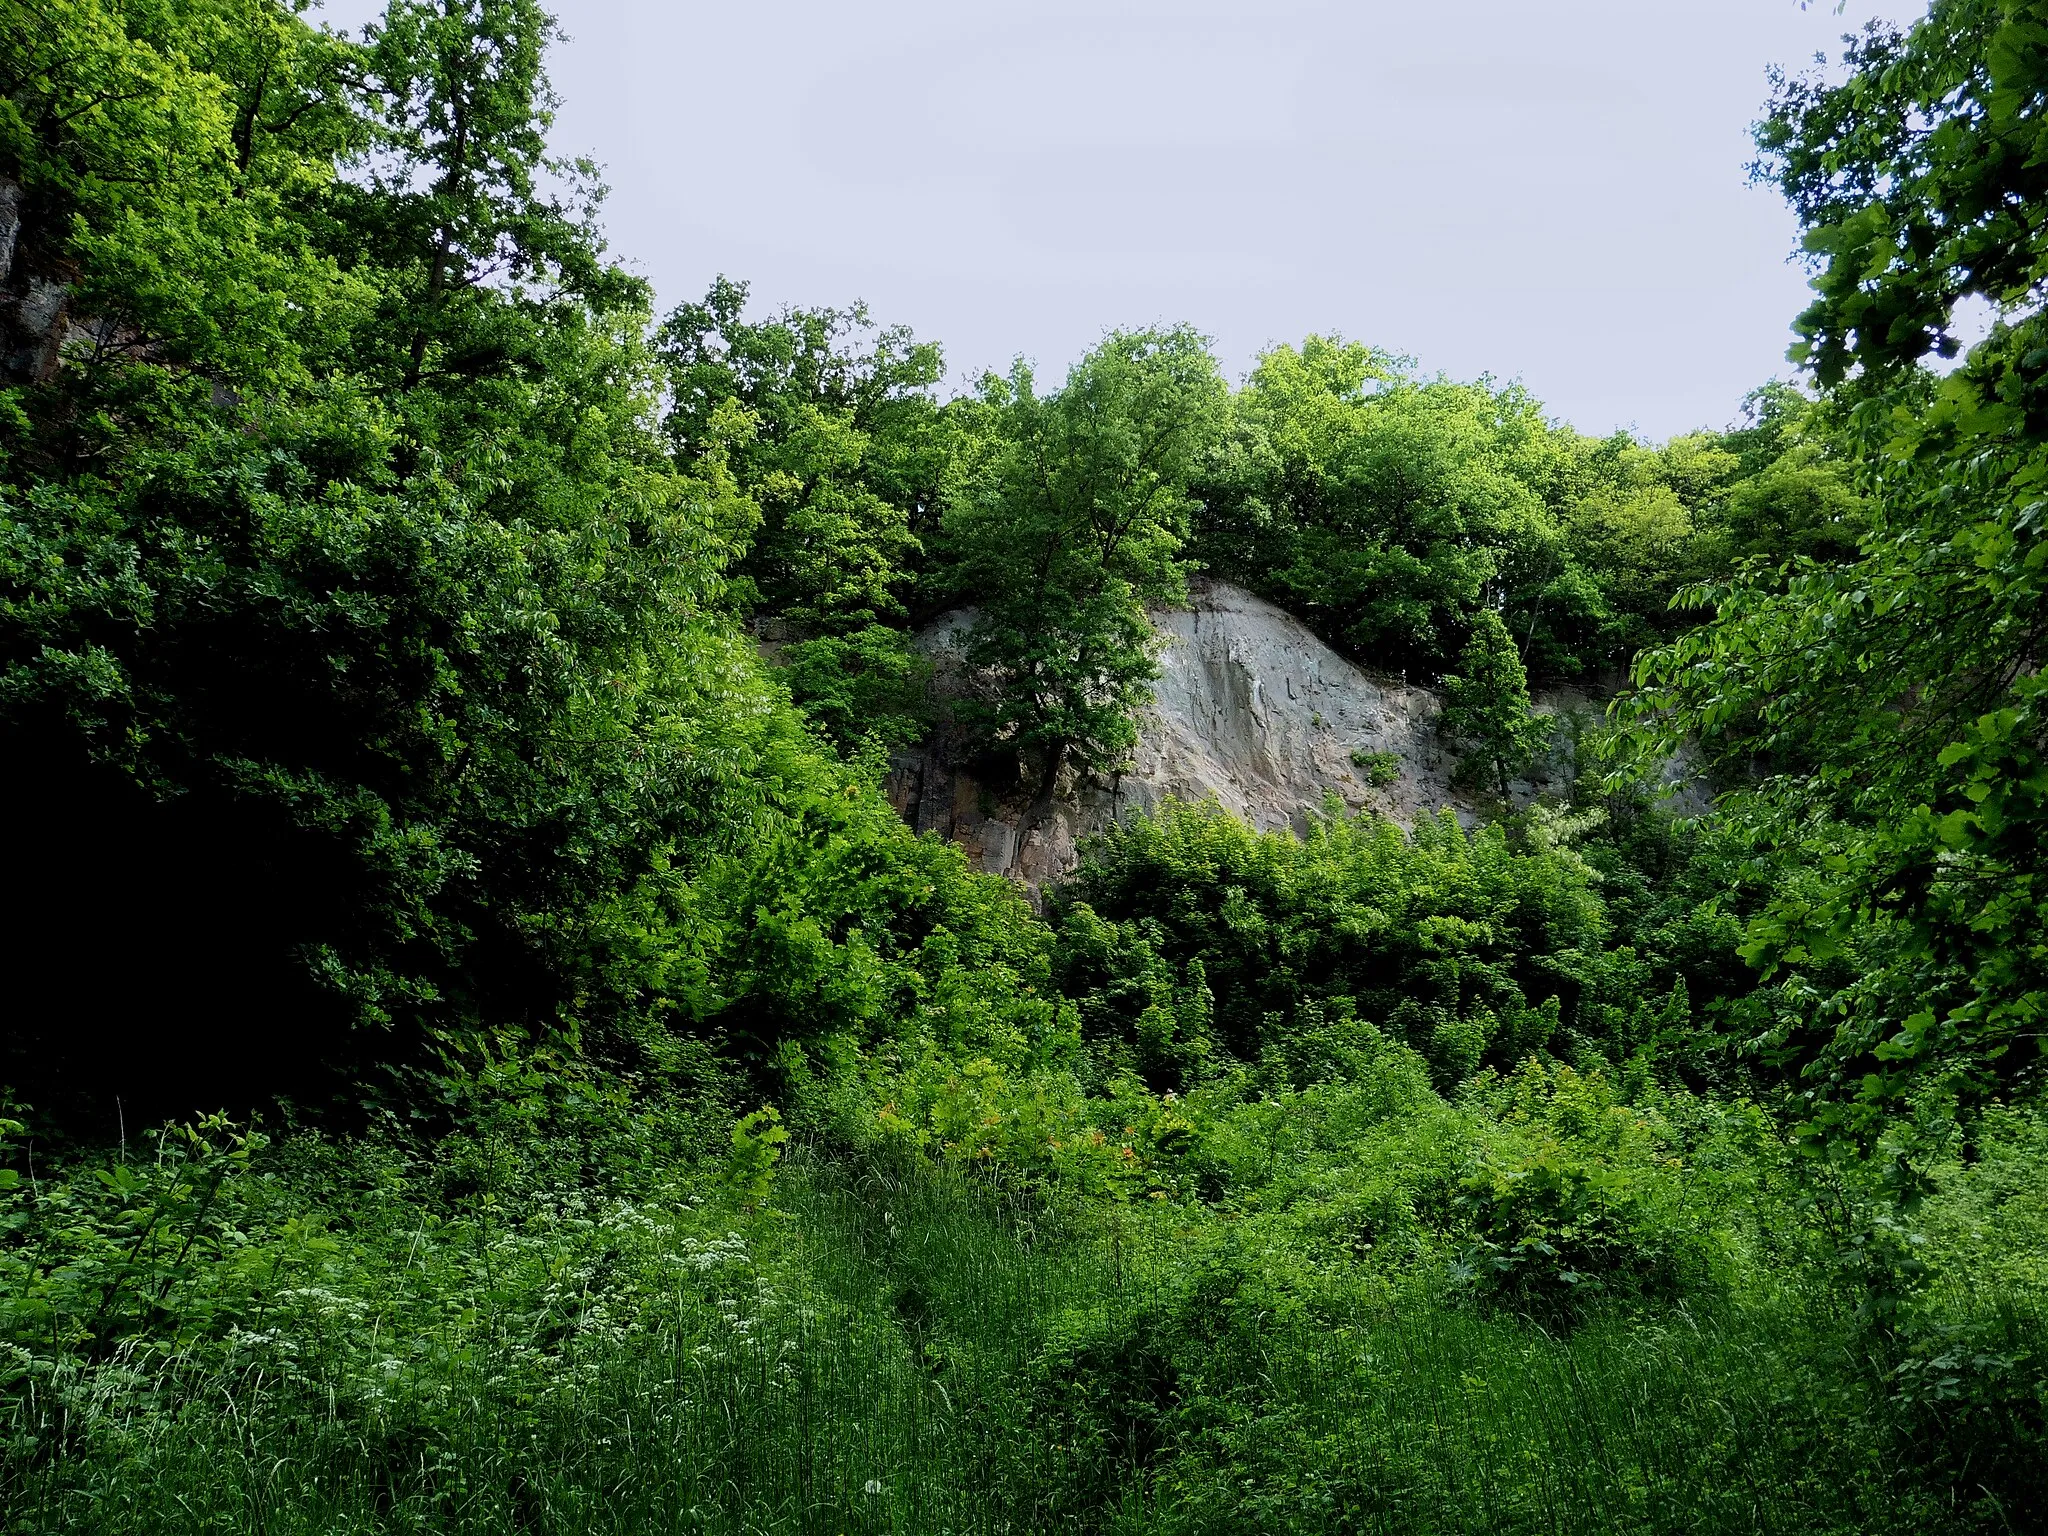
[
  {"left": 1053, "top": 799, "right": 1620, "bottom": 1075},
  {"left": 1350, "top": 748, "right": 1403, "bottom": 788},
  {"left": 1454, "top": 1148, "right": 1672, "bottom": 1319}
]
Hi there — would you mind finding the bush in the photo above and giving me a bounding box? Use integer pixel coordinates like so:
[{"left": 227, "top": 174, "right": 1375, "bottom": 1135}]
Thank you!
[
  {"left": 1053, "top": 799, "right": 1623, "bottom": 1077},
  {"left": 1350, "top": 748, "right": 1403, "bottom": 788},
  {"left": 1454, "top": 1147, "right": 1683, "bottom": 1319}
]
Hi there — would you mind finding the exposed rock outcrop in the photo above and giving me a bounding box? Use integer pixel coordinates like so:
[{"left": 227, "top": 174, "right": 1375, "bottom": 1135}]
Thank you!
[
  {"left": 885, "top": 579, "right": 1634, "bottom": 891},
  {"left": 0, "top": 176, "right": 74, "bottom": 385}
]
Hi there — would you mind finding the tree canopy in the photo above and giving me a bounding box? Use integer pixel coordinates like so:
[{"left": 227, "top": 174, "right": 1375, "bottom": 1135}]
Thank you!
[
  {"left": 1626, "top": 0, "right": 2048, "bottom": 1149},
  {"left": 940, "top": 326, "right": 1226, "bottom": 797},
  {"left": 0, "top": 0, "right": 1049, "bottom": 1118}
]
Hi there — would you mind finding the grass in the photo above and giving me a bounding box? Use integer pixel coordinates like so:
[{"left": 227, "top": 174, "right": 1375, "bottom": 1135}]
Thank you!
[{"left": 4, "top": 1144, "right": 2015, "bottom": 1536}]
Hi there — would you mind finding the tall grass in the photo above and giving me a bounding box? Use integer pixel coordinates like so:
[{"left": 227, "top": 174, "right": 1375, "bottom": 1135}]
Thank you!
[{"left": 3, "top": 1151, "right": 2004, "bottom": 1535}]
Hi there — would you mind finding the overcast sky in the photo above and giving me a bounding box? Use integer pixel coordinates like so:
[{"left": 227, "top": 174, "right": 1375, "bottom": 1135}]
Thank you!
[{"left": 324, "top": 0, "right": 1929, "bottom": 439}]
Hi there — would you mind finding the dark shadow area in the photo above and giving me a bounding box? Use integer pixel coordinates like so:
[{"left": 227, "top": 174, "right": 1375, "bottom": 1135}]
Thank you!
[{"left": 1, "top": 725, "right": 353, "bottom": 1138}]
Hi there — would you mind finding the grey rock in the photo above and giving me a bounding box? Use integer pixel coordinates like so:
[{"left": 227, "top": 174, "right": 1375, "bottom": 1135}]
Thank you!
[{"left": 883, "top": 579, "right": 1705, "bottom": 893}]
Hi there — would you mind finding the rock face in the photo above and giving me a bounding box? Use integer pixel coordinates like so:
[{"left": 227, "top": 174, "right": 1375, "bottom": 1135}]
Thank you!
[
  {"left": 1137, "top": 582, "right": 1461, "bottom": 830},
  {"left": 885, "top": 579, "right": 1623, "bottom": 891}
]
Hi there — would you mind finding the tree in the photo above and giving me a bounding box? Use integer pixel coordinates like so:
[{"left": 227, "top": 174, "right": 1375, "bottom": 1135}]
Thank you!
[
  {"left": 1190, "top": 337, "right": 1754, "bottom": 685},
  {"left": 0, "top": 0, "right": 756, "bottom": 1112},
  {"left": 1189, "top": 340, "right": 1862, "bottom": 688},
  {"left": 940, "top": 326, "right": 1226, "bottom": 802},
  {"left": 1193, "top": 339, "right": 1570, "bottom": 681},
  {"left": 0, "top": 0, "right": 365, "bottom": 389},
  {"left": 658, "top": 276, "right": 945, "bottom": 626},
  {"left": 349, "top": 0, "right": 632, "bottom": 397},
  {"left": 1693, "top": 385, "right": 1866, "bottom": 571},
  {"left": 0, "top": 0, "right": 1068, "bottom": 1134},
  {"left": 1439, "top": 611, "right": 1549, "bottom": 797},
  {"left": 1626, "top": 0, "right": 2048, "bottom": 1148},
  {"left": 657, "top": 277, "right": 945, "bottom": 752}
]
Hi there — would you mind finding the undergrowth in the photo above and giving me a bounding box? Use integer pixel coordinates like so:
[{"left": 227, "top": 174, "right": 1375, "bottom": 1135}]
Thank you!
[{"left": 4, "top": 1073, "right": 2041, "bottom": 1533}]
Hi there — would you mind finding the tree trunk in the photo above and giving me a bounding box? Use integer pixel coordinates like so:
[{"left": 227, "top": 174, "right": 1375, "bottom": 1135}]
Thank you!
[
  {"left": 1010, "top": 738, "right": 1069, "bottom": 877},
  {"left": 1035, "top": 738, "right": 1069, "bottom": 808}
]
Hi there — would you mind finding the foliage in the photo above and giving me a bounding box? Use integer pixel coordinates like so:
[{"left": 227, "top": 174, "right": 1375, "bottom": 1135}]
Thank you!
[
  {"left": 773, "top": 624, "right": 931, "bottom": 754},
  {"left": 1191, "top": 338, "right": 1566, "bottom": 681},
  {"left": 656, "top": 276, "right": 946, "bottom": 750},
  {"left": 658, "top": 274, "right": 947, "bottom": 583},
  {"left": 4, "top": 1, "right": 2047, "bottom": 1531},
  {"left": 4, "top": 1070, "right": 2040, "bottom": 1533},
  {"left": 0, "top": 0, "right": 1051, "bottom": 1123},
  {"left": 1438, "top": 609, "right": 1551, "bottom": 796},
  {"left": 1350, "top": 747, "right": 1403, "bottom": 788},
  {"left": 1187, "top": 340, "right": 1863, "bottom": 685},
  {"left": 940, "top": 327, "right": 1227, "bottom": 796},
  {"left": 0, "top": 0, "right": 366, "bottom": 386},
  {"left": 1625, "top": 0, "right": 2048, "bottom": 1150},
  {"left": 1050, "top": 798, "right": 1758, "bottom": 1093},
  {"left": 721, "top": 1105, "right": 787, "bottom": 1205},
  {"left": 1452, "top": 1064, "right": 1715, "bottom": 1320},
  {"left": 2, "top": 0, "right": 718, "bottom": 1101}
]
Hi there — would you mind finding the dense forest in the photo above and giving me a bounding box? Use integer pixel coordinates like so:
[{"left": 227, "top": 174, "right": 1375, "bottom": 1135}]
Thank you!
[{"left": 0, "top": 1, "right": 2043, "bottom": 1531}]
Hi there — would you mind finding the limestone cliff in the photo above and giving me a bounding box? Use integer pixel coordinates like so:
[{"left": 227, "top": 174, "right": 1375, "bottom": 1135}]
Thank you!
[{"left": 884, "top": 579, "right": 1642, "bottom": 890}]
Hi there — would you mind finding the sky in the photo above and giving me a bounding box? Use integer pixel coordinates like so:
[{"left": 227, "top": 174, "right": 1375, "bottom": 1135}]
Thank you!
[{"left": 323, "top": 0, "right": 1931, "bottom": 440}]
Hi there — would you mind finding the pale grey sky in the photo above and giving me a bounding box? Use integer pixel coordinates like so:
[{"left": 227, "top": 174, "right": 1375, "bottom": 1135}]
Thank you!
[{"left": 325, "top": 0, "right": 1929, "bottom": 439}]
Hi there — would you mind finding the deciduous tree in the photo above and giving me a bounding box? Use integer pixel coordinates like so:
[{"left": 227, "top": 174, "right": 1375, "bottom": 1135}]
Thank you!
[
  {"left": 1628, "top": 0, "right": 2048, "bottom": 1148},
  {"left": 942, "top": 326, "right": 1226, "bottom": 803}
]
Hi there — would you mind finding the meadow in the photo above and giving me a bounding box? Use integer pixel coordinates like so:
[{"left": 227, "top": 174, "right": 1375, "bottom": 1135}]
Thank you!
[{"left": 6, "top": 1058, "right": 2042, "bottom": 1533}]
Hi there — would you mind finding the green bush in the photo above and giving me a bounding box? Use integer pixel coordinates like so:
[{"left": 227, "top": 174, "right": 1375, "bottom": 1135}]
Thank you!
[
  {"left": 775, "top": 624, "right": 932, "bottom": 754},
  {"left": 1350, "top": 748, "right": 1403, "bottom": 788},
  {"left": 1454, "top": 1147, "right": 1685, "bottom": 1318},
  {"left": 1055, "top": 799, "right": 1632, "bottom": 1079}
]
